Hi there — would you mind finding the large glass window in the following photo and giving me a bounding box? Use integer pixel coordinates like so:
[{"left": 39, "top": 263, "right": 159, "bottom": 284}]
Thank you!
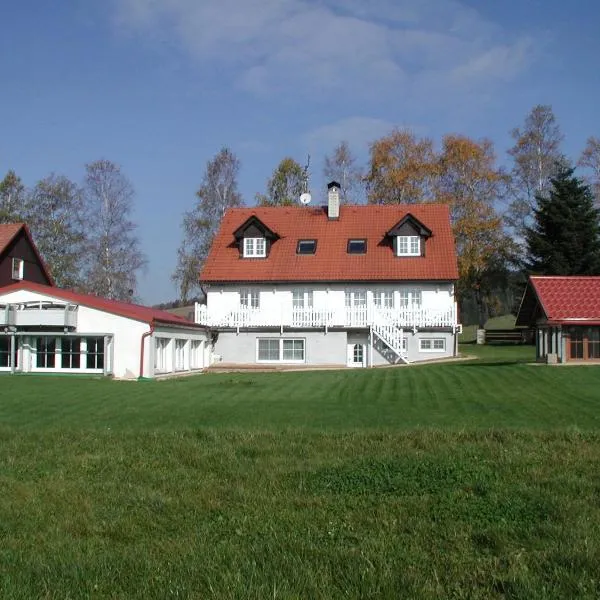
[
  {"left": 175, "top": 339, "right": 186, "bottom": 371},
  {"left": 86, "top": 337, "right": 104, "bottom": 370},
  {"left": 61, "top": 337, "right": 81, "bottom": 369},
  {"left": 155, "top": 338, "right": 169, "bottom": 372},
  {"left": 36, "top": 337, "right": 56, "bottom": 368},
  {"left": 257, "top": 338, "right": 305, "bottom": 362},
  {"left": 0, "top": 336, "right": 11, "bottom": 367}
]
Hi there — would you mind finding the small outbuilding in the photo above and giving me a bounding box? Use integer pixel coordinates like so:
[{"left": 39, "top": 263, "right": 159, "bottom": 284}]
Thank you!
[
  {"left": 516, "top": 276, "right": 600, "bottom": 363},
  {"left": 0, "top": 281, "right": 211, "bottom": 378}
]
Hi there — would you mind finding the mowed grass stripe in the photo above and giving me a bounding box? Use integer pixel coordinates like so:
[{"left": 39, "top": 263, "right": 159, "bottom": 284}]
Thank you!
[{"left": 1, "top": 345, "right": 600, "bottom": 431}]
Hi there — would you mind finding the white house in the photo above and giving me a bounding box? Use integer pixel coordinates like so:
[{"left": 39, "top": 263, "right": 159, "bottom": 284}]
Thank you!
[
  {"left": 196, "top": 183, "right": 461, "bottom": 367},
  {"left": 0, "top": 281, "right": 211, "bottom": 379}
]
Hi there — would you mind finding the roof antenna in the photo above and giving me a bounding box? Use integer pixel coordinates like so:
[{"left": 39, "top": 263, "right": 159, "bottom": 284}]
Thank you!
[{"left": 299, "top": 154, "right": 312, "bottom": 205}]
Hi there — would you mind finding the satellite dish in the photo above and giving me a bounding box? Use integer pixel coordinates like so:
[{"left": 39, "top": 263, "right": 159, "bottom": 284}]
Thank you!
[{"left": 299, "top": 192, "right": 312, "bottom": 205}]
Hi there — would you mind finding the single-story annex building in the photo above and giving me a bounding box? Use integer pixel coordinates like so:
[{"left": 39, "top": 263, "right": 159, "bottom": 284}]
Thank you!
[
  {"left": 516, "top": 275, "right": 600, "bottom": 363},
  {"left": 0, "top": 281, "right": 211, "bottom": 378}
]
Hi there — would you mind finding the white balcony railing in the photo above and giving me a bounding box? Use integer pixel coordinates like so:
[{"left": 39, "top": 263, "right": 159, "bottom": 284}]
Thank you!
[
  {"left": 195, "top": 303, "right": 457, "bottom": 330},
  {"left": 1, "top": 302, "right": 78, "bottom": 329}
]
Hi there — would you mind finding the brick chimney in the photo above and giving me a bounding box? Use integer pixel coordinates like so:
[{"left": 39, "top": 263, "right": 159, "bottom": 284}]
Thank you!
[{"left": 327, "top": 181, "right": 340, "bottom": 220}]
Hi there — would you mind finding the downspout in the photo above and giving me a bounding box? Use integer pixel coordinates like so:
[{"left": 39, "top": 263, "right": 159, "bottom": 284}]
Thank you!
[{"left": 139, "top": 320, "right": 155, "bottom": 380}]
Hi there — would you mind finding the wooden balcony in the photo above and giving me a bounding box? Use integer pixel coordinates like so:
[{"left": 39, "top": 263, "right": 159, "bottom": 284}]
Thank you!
[{"left": 195, "top": 303, "right": 458, "bottom": 331}]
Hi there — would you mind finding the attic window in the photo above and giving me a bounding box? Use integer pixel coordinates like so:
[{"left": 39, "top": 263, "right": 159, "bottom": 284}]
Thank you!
[
  {"left": 296, "top": 240, "right": 317, "bottom": 255},
  {"left": 347, "top": 239, "right": 367, "bottom": 254},
  {"left": 11, "top": 258, "right": 24, "bottom": 280},
  {"left": 397, "top": 236, "right": 420, "bottom": 256},
  {"left": 243, "top": 237, "right": 266, "bottom": 258}
]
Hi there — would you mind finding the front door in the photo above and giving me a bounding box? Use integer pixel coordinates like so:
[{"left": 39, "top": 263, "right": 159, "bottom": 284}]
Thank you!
[{"left": 347, "top": 343, "right": 365, "bottom": 367}]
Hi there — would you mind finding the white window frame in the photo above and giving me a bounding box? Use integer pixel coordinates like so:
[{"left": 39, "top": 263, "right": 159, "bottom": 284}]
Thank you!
[
  {"left": 11, "top": 257, "right": 24, "bottom": 280},
  {"left": 345, "top": 290, "right": 367, "bottom": 307},
  {"left": 292, "top": 289, "right": 313, "bottom": 309},
  {"left": 190, "top": 340, "right": 203, "bottom": 369},
  {"left": 240, "top": 289, "right": 260, "bottom": 309},
  {"left": 243, "top": 237, "right": 266, "bottom": 258},
  {"left": 396, "top": 236, "right": 420, "bottom": 256},
  {"left": 155, "top": 338, "right": 169, "bottom": 372},
  {"left": 256, "top": 338, "right": 305, "bottom": 363},
  {"left": 398, "top": 289, "right": 422, "bottom": 308},
  {"left": 419, "top": 338, "right": 446, "bottom": 352},
  {"left": 174, "top": 339, "right": 187, "bottom": 371},
  {"left": 373, "top": 290, "right": 394, "bottom": 309}
]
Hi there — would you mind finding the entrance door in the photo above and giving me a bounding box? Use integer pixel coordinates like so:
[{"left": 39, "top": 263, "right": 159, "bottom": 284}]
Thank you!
[{"left": 347, "top": 343, "right": 365, "bottom": 367}]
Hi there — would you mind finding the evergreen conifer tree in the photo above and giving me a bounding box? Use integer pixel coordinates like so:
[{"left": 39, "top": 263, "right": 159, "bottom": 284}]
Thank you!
[{"left": 525, "top": 168, "right": 600, "bottom": 275}]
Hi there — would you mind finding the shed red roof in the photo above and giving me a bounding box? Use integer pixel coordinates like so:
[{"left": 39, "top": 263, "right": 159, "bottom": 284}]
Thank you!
[
  {"left": 201, "top": 204, "right": 458, "bottom": 283},
  {"left": 518, "top": 276, "right": 600, "bottom": 325},
  {"left": 0, "top": 281, "right": 204, "bottom": 328}
]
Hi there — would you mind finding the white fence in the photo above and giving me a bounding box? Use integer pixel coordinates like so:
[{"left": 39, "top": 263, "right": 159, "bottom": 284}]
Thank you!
[{"left": 195, "top": 303, "right": 457, "bottom": 330}]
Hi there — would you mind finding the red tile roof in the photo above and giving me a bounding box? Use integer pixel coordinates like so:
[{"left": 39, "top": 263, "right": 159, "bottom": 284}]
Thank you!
[
  {"left": 201, "top": 204, "right": 458, "bottom": 283},
  {"left": 528, "top": 276, "right": 600, "bottom": 323},
  {"left": 0, "top": 223, "right": 54, "bottom": 285},
  {"left": 0, "top": 281, "right": 205, "bottom": 328}
]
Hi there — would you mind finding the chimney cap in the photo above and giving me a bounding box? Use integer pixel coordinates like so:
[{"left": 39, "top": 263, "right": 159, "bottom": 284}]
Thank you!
[{"left": 327, "top": 181, "right": 341, "bottom": 190}]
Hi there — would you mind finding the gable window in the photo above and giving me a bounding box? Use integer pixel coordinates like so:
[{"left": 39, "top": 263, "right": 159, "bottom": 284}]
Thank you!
[
  {"left": 347, "top": 239, "right": 367, "bottom": 254},
  {"left": 420, "top": 338, "right": 445, "bottom": 352},
  {"left": 243, "top": 237, "right": 266, "bottom": 258},
  {"left": 240, "top": 289, "right": 260, "bottom": 309},
  {"left": 373, "top": 291, "right": 394, "bottom": 308},
  {"left": 399, "top": 289, "right": 422, "bottom": 308},
  {"left": 397, "top": 236, "right": 420, "bottom": 256},
  {"left": 292, "top": 289, "right": 313, "bottom": 309},
  {"left": 11, "top": 258, "right": 24, "bottom": 280},
  {"left": 297, "top": 240, "right": 317, "bottom": 254}
]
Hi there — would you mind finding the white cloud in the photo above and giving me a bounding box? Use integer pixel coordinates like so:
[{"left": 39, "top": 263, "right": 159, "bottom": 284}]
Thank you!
[{"left": 113, "top": 0, "right": 537, "bottom": 101}]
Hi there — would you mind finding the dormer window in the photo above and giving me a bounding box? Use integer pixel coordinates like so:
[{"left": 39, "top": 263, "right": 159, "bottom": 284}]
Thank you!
[
  {"left": 243, "top": 237, "right": 266, "bottom": 258},
  {"left": 297, "top": 240, "right": 317, "bottom": 255},
  {"left": 397, "top": 236, "right": 420, "bottom": 256},
  {"left": 347, "top": 239, "right": 367, "bottom": 254}
]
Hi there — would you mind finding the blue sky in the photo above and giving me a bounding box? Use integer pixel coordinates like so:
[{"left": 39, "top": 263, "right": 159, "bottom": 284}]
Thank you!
[{"left": 1, "top": 0, "right": 598, "bottom": 304}]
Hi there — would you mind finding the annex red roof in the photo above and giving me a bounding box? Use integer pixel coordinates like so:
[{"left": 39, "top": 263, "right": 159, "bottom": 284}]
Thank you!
[
  {"left": 0, "top": 223, "right": 54, "bottom": 285},
  {"left": 518, "top": 276, "right": 600, "bottom": 325},
  {"left": 201, "top": 204, "right": 458, "bottom": 283},
  {"left": 0, "top": 281, "right": 205, "bottom": 328}
]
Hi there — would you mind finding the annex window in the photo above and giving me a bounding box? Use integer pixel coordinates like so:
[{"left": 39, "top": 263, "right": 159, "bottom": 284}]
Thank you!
[
  {"left": 36, "top": 336, "right": 56, "bottom": 368},
  {"left": 175, "top": 339, "right": 186, "bottom": 371},
  {"left": 0, "top": 336, "right": 11, "bottom": 368},
  {"left": 257, "top": 338, "right": 305, "bottom": 363},
  {"left": 85, "top": 337, "right": 105, "bottom": 370},
  {"left": 292, "top": 289, "right": 313, "bottom": 309},
  {"left": 373, "top": 291, "right": 394, "bottom": 309},
  {"left": 190, "top": 340, "right": 203, "bottom": 369},
  {"left": 297, "top": 240, "right": 317, "bottom": 255},
  {"left": 11, "top": 257, "right": 24, "bottom": 280},
  {"left": 347, "top": 239, "right": 367, "bottom": 254},
  {"left": 155, "top": 338, "right": 169, "bottom": 372},
  {"left": 240, "top": 289, "right": 260, "bottom": 309},
  {"left": 243, "top": 237, "right": 266, "bottom": 258},
  {"left": 396, "top": 236, "right": 420, "bottom": 256},
  {"left": 61, "top": 337, "right": 81, "bottom": 369},
  {"left": 419, "top": 338, "right": 445, "bottom": 352},
  {"left": 399, "top": 289, "right": 422, "bottom": 308}
]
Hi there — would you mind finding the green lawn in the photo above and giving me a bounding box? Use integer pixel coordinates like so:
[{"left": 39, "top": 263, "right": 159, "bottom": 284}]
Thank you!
[{"left": 1, "top": 345, "right": 600, "bottom": 599}]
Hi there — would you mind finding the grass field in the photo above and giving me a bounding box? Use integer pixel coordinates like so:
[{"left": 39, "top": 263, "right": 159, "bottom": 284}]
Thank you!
[{"left": 1, "top": 344, "right": 600, "bottom": 599}]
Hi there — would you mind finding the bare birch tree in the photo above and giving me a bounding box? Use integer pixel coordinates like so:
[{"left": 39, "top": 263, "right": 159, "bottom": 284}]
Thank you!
[
  {"left": 173, "top": 148, "right": 242, "bottom": 301},
  {"left": 323, "top": 141, "right": 363, "bottom": 203},
  {"left": 82, "top": 159, "right": 146, "bottom": 300},
  {"left": 578, "top": 136, "right": 600, "bottom": 205}
]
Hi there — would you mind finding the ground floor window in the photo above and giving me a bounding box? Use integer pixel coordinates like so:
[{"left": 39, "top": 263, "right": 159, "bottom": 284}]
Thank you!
[
  {"left": 257, "top": 338, "right": 305, "bottom": 362},
  {"left": 567, "top": 327, "right": 600, "bottom": 360},
  {"left": 419, "top": 338, "right": 445, "bottom": 352},
  {"left": 33, "top": 336, "right": 105, "bottom": 370},
  {"left": 0, "top": 336, "right": 17, "bottom": 368},
  {"left": 155, "top": 338, "right": 169, "bottom": 372},
  {"left": 175, "top": 339, "right": 186, "bottom": 371},
  {"left": 190, "top": 340, "right": 203, "bottom": 369}
]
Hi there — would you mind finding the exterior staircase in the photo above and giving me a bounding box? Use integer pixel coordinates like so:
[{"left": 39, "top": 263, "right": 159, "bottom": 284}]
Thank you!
[{"left": 371, "top": 311, "right": 409, "bottom": 364}]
